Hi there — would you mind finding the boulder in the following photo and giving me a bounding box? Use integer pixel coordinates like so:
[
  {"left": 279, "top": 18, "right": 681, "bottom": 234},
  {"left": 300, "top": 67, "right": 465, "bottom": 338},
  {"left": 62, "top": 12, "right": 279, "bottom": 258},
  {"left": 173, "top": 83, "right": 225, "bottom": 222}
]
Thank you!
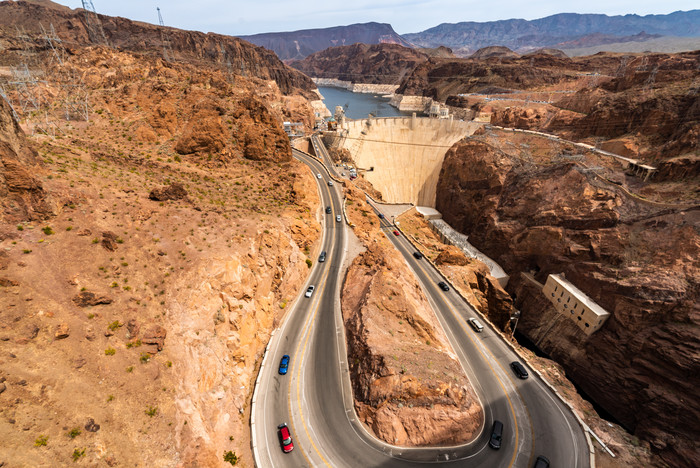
[{"left": 72, "top": 291, "right": 113, "bottom": 307}]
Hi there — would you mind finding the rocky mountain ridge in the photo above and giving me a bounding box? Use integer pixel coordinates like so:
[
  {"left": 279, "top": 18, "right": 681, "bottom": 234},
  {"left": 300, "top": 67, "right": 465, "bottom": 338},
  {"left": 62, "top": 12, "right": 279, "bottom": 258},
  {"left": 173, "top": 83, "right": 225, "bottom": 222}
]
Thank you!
[
  {"left": 0, "top": 0, "right": 314, "bottom": 96},
  {"left": 404, "top": 10, "right": 700, "bottom": 56},
  {"left": 239, "top": 22, "right": 413, "bottom": 62},
  {"left": 291, "top": 43, "right": 429, "bottom": 85}
]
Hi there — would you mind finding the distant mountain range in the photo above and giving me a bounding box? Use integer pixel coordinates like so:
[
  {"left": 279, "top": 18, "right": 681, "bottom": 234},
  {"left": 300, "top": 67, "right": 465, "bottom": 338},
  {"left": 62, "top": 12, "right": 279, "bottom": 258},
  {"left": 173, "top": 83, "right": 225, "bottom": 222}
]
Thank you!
[
  {"left": 238, "top": 22, "right": 412, "bottom": 62},
  {"left": 404, "top": 11, "right": 700, "bottom": 55},
  {"left": 238, "top": 11, "right": 700, "bottom": 60}
]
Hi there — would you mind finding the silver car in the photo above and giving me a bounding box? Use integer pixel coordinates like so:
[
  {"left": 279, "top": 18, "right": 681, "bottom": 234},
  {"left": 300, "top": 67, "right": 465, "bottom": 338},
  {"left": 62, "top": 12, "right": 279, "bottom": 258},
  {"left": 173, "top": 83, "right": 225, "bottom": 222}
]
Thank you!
[{"left": 305, "top": 285, "right": 315, "bottom": 298}]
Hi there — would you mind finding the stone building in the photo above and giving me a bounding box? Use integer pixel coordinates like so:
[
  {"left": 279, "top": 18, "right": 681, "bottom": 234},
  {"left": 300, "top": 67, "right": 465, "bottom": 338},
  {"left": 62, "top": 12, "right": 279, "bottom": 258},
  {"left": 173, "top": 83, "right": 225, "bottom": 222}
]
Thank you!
[{"left": 543, "top": 274, "right": 610, "bottom": 335}]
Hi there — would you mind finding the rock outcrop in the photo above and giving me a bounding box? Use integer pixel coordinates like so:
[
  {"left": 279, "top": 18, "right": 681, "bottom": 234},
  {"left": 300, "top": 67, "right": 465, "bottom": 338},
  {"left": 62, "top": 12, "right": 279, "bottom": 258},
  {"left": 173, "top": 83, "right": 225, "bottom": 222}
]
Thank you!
[
  {"left": 292, "top": 43, "right": 428, "bottom": 85},
  {"left": 0, "top": 0, "right": 314, "bottom": 96},
  {"left": 342, "top": 184, "right": 483, "bottom": 446},
  {"left": 240, "top": 22, "right": 414, "bottom": 62},
  {"left": 435, "top": 136, "right": 700, "bottom": 468},
  {"left": 0, "top": 97, "right": 52, "bottom": 222}
]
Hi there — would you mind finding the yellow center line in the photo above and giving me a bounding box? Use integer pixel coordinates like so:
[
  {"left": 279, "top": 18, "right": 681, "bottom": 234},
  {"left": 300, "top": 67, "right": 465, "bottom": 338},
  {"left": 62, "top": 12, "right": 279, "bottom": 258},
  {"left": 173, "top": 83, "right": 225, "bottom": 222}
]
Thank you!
[
  {"left": 405, "top": 243, "right": 522, "bottom": 468},
  {"left": 287, "top": 165, "right": 336, "bottom": 467}
]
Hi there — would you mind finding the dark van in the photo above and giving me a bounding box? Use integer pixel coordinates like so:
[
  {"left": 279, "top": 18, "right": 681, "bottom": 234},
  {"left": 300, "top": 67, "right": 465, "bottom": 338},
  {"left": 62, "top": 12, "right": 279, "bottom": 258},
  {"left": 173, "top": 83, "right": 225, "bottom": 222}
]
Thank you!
[{"left": 489, "top": 420, "right": 503, "bottom": 449}]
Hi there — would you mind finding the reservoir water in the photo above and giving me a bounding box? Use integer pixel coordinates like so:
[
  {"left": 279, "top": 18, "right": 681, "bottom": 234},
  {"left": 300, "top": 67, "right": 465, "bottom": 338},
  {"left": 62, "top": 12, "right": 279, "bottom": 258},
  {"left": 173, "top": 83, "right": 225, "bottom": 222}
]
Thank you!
[{"left": 317, "top": 86, "right": 415, "bottom": 120}]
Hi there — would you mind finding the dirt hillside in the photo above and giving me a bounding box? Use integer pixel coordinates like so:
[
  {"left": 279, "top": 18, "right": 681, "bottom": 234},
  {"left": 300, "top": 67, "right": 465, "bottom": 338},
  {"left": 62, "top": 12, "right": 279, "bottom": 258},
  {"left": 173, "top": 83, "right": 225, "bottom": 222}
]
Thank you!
[{"left": 0, "top": 40, "right": 321, "bottom": 468}]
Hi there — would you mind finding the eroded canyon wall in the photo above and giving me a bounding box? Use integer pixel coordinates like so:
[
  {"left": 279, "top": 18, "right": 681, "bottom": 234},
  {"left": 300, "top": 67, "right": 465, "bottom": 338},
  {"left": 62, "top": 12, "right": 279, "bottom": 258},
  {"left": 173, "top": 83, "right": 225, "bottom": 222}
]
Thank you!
[{"left": 435, "top": 136, "right": 699, "bottom": 467}]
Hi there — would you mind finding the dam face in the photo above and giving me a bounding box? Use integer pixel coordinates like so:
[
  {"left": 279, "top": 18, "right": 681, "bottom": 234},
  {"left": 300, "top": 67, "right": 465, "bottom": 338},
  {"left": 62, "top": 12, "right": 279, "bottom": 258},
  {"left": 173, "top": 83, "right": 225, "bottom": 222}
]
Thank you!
[{"left": 335, "top": 116, "right": 479, "bottom": 206}]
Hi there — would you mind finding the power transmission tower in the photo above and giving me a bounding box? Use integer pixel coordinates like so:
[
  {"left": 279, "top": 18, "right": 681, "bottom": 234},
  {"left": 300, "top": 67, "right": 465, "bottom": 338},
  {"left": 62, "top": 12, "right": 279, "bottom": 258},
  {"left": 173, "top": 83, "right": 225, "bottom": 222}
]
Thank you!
[
  {"left": 40, "top": 23, "right": 64, "bottom": 66},
  {"left": 157, "top": 7, "right": 174, "bottom": 61},
  {"left": 615, "top": 57, "right": 629, "bottom": 78},
  {"left": 0, "top": 85, "right": 20, "bottom": 122},
  {"left": 81, "top": 0, "right": 108, "bottom": 45},
  {"left": 9, "top": 65, "right": 41, "bottom": 116},
  {"left": 15, "top": 26, "right": 38, "bottom": 67},
  {"left": 219, "top": 44, "right": 234, "bottom": 83}
]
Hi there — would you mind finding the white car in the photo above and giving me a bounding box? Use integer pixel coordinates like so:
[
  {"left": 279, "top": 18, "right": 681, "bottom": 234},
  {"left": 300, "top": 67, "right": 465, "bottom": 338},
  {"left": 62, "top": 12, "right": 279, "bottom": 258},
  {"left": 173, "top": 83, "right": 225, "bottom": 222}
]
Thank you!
[
  {"left": 316, "top": 173, "right": 322, "bottom": 179},
  {"left": 336, "top": 215, "right": 341, "bottom": 223},
  {"left": 305, "top": 285, "right": 315, "bottom": 298},
  {"left": 328, "top": 180, "right": 333, "bottom": 186}
]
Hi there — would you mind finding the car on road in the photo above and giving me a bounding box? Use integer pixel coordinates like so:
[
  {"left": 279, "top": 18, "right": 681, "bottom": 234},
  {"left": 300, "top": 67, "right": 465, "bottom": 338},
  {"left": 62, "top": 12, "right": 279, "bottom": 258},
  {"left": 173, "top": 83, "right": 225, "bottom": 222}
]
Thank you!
[
  {"left": 393, "top": 230, "right": 400, "bottom": 236},
  {"left": 325, "top": 206, "right": 332, "bottom": 214},
  {"left": 278, "top": 423, "right": 294, "bottom": 453},
  {"left": 316, "top": 173, "right": 322, "bottom": 179},
  {"left": 319, "top": 251, "right": 326, "bottom": 263},
  {"left": 305, "top": 285, "right": 315, "bottom": 298},
  {"left": 468, "top": 317, "right": 484, "bottom": 332},
  {"left": 328, "top": 180, "right": 333, "bottom": 186},
  {"left": 510, "top": 361, "right": 529, "bottom": 379},
  {"left": 438, "top": 281, "right": 450, "bottom": 291},
  {"left": 336, "top": 215, "right": 342, "bottom": 223},
  {"left": 489, "top": 420, "right": 503, "bottom": 449},
  {"left": 412, "top": 251, "right": 423, "bottom": 259},
  {"left": 278, "top": 355, "right": 290, "bottom": 375},
  {"left": 378, "top": 213, "right": 385, "bottom": 219},
  {"left": 533, "top": 455, "right": 550, "bottom": 468}
]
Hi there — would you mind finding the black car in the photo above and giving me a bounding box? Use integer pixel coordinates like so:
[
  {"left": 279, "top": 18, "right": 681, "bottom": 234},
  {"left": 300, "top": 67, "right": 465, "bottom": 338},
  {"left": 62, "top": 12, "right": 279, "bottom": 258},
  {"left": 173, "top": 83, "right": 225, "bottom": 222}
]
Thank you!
[
  {"left": 533, "top": 455, "right": 550, "bottom": 468},
  {"left": 413, "top": 251, "right": 423, "bottom": 259},
  {"left": 489, "top": 420, "right": 503, "bottom": 449},
  {"left": 325, "top": 206, "right": 332, "bottom": 214},
  {"left": 510, "top": 361, "right": 529, "bottom": 379},
  {"left": 437, "top": 281, "right": 450, "bottom": 291},
  {"left": 378, "top": 213, "right": 385, "bottom": 219},
  {"left": 319, "top": 251, "right": 327, "bottom": 263}
]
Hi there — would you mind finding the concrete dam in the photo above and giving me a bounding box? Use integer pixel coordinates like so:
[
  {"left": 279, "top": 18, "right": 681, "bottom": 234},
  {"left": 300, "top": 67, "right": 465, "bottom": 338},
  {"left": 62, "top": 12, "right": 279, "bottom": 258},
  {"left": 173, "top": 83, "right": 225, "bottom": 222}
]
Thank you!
[{"left": 331, "top": 116, "right": 480, "bottom": 206}]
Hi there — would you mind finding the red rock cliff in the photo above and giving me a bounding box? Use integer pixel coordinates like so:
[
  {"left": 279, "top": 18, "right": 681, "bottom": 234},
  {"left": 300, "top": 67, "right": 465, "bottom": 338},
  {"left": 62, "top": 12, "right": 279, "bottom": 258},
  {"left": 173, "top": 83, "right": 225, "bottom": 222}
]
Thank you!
[
  {"left": 435, "top": 137, "right": 700, "bottom": 468},
  {"left": 0, "top": 0, "right": 315, "bottom": 96}
]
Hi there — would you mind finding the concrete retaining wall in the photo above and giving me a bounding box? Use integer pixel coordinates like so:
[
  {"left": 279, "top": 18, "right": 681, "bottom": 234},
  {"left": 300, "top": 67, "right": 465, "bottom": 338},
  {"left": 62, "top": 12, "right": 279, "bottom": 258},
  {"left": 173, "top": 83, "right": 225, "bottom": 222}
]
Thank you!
[{"left": 428, "top": 219, "right": 509, "bottom": 287}]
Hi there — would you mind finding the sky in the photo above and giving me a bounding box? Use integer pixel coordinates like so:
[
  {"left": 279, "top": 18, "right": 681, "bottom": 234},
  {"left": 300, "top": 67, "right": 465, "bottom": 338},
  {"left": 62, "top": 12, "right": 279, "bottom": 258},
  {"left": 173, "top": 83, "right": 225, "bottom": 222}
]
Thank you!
[{"left": 46, "top": 1, "right": 699, "bottom": 36}]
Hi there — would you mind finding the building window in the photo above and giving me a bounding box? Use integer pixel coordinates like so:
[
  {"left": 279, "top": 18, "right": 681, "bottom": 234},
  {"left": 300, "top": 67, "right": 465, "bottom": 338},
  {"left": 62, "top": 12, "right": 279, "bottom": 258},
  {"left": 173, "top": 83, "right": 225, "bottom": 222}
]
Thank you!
[
  {"left": 574, "top": 303, "right": 578, "bottom": 309},
  {"left": 578, "top": 316, "right": 581, "bottom": 321},
  {"left": 585, "top": 323, "right": 589, "bottom": 327},
  {"left": 554, "top": 285, "right": 558, "bottom": 291},
  {"left": 551, "top": 293, "right": 554, "bottom": 297},
  {"left": 567, "top": 297, "right": 571, "bottom": 303}
]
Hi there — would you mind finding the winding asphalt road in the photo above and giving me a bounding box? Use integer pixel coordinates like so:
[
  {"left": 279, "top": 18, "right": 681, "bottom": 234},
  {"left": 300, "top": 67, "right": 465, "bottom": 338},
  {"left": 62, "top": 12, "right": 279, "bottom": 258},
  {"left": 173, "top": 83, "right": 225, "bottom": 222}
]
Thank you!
[{"left": 251, "top": 141, "right": 590, "bottom": 467}]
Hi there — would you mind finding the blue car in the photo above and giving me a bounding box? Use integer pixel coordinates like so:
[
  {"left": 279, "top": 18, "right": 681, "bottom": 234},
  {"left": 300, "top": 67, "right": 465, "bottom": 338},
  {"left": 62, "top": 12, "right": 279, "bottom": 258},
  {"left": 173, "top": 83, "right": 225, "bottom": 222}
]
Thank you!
[{"left": 278, "top": 355, "right": 290, "bottom": 375}]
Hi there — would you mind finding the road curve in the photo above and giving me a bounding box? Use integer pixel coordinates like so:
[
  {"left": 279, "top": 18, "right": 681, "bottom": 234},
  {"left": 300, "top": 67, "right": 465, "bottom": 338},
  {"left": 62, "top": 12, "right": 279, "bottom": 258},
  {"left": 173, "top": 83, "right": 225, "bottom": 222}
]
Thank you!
[{"left": 251, "top": 143, "right": 590, "bottom": 468}]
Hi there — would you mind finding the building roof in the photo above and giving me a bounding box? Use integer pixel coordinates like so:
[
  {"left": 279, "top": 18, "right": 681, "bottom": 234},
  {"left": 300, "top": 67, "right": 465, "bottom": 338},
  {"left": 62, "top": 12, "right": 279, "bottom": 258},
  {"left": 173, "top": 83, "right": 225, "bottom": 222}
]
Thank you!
[{"left": 549, "top": 274, "right": 609, "bottom": 317}]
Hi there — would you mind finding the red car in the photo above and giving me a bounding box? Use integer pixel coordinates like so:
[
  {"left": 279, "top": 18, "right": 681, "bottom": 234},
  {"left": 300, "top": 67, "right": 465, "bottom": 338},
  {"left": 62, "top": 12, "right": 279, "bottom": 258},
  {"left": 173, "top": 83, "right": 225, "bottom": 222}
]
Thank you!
[
  {"left": 278, "top": 423, "right": 294, "bottom": 453},
  {"left": 393, "top": 230, "right": 400, "bottom": 236}
]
